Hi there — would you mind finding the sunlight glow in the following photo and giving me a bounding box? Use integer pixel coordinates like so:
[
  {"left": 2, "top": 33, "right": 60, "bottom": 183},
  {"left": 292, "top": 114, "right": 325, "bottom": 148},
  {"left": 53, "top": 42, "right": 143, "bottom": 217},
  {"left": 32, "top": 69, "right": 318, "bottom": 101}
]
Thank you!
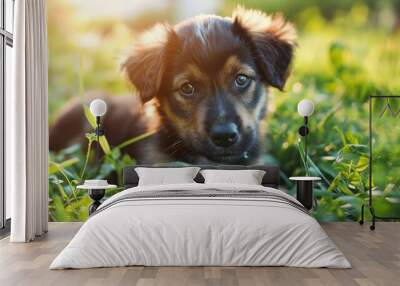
[{"left": 68, "top": 0, "right": 221, "bottom": 21}]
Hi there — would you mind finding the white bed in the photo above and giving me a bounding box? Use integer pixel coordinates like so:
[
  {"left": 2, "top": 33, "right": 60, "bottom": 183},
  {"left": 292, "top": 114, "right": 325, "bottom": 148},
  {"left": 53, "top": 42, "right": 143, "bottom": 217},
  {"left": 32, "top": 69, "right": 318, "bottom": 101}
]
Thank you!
[{"left": 50, "top": 183, "right": 351, "bottom": 269}]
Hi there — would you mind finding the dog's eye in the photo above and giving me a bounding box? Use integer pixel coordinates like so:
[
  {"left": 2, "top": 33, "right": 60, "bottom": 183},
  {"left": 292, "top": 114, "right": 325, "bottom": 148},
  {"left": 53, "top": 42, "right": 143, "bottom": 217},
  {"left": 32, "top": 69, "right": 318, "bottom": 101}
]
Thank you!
[
  {"left": 235, "top": 74, "right": 251, "bottom": 88},
  {"left": 179, "top": 82, "right": 195, "bottom": 97}
]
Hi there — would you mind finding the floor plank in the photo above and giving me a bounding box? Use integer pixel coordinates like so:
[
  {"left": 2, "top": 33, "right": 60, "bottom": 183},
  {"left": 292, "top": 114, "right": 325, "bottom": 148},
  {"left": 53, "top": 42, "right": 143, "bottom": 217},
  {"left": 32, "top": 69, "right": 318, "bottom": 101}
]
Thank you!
[{"left": 0, "top": 222, "right": 399, "bottom": 286}]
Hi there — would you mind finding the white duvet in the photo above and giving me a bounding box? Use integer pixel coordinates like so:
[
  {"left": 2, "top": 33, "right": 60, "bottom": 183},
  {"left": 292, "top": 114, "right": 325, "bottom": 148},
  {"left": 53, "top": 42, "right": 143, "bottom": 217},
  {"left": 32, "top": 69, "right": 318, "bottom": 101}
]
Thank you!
[{"left": 50, "top": 183, "right": 351, "bottom": 269}]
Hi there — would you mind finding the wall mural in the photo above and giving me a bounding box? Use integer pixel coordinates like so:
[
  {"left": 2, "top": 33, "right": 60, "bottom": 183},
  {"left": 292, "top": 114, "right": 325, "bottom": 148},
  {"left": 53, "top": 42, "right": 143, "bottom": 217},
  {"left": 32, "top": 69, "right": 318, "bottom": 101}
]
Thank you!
[{"left": 47, "top": 0, "right": 400, "bottom": 221}]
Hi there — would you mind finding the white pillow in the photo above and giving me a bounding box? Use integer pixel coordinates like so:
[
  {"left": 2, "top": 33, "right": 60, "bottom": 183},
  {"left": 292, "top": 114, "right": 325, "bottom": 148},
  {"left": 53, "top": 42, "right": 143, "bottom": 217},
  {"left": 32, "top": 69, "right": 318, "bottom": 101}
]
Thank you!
[
  {"left": 200, "top": 169, "right": 266, "bottom": 185},
  {"left": 135, "top": 167, "right": 200, "bottom": 186}
]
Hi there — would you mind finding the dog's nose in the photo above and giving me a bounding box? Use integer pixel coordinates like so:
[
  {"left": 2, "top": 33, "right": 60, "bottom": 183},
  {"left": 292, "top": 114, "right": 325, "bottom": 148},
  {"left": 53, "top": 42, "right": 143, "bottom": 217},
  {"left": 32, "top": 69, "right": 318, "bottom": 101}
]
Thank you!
[{"left": 210, "top": 122, "right": 239, "bottom": 147}]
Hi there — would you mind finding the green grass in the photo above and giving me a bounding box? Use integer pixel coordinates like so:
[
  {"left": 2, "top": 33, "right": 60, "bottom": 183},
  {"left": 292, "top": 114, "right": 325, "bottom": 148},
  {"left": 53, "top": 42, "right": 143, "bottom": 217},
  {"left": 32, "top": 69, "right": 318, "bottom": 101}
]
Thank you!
[{"left": 47, "top": 0, "right": 400, "bottom": 222}]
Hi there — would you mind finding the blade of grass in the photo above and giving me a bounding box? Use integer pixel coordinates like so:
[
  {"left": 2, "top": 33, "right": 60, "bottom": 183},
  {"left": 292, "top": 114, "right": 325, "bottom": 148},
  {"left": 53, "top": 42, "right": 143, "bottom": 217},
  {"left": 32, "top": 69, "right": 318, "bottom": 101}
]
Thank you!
[
  {"left": 48, "top": 161, "right": 78, "bottom": 200},
  {"left": 307, "top": 155, "right": 332, "bottom": 186},
  {"left": 57, "top": 184, "right": 68, "bottom": 200},
  {"left": 334, "top": 126, "right": 347, "bottom": 146},
  {"left": 116, "top": 131, "right": 157, "bottom": 149},
  {"left": 297, "top": 142, "right": 331, "bottom": 186},
  {"left": 48, "top": 158, "right": 79, "bottom": 175},
  {"left": 317, "top": 101, "right": 342, "bottom": 129},
  {"left": 80, "top": 135, "right": 94, "bottom": 180},
  {"left": 296, "top": 141, "right": 308, "bottom": 175}
]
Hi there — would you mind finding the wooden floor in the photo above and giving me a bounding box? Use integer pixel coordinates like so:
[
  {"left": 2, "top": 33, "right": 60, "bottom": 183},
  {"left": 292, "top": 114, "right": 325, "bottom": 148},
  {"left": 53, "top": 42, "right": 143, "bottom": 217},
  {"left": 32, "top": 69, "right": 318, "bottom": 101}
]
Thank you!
[{"left": 0, "top": 222, "right": 399, "bottom": 286}]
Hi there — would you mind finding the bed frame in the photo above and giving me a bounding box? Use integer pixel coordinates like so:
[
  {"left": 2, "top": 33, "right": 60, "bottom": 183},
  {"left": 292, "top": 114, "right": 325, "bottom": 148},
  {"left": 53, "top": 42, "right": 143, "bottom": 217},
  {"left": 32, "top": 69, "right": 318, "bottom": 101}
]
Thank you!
[{"left": 123, "top": 165, "right": 280, "bottom": 189}]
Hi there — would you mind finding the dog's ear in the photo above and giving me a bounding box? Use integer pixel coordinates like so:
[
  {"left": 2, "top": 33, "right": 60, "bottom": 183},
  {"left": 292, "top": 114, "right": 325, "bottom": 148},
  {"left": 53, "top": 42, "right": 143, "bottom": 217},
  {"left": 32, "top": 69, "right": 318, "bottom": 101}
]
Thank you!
[
  {"left": 232, "top": 7, "right": 297, "bottom": 90},
  {"left": 121, "top": 24, "right": 178, "bottom": 103}
]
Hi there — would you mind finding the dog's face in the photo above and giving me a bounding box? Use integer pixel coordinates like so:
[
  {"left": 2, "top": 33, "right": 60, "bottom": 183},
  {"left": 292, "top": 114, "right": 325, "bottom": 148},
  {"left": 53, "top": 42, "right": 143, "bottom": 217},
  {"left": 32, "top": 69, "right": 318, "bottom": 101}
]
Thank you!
[{"left": 122, "top": 7, "right": 296, "bottom": 164}]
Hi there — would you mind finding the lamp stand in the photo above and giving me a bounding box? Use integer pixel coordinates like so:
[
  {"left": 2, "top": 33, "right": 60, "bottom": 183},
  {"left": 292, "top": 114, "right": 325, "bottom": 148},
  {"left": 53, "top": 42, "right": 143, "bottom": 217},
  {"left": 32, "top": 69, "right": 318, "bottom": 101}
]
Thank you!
[
  {"left": 95, "top": 116, "right": 105, "bottom": 164},
  {"left": 298, "top": 116, "right": 309, "bottom": 176},
  {"left": 88, "top": 189, "right": 105, "bottom": 215}
]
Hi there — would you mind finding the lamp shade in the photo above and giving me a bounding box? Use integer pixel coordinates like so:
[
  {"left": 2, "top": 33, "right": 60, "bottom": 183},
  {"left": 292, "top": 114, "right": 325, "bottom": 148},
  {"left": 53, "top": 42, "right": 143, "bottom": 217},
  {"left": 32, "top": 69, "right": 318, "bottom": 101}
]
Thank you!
[
  {"left": 297, "top": 99, "right": 314, "bottom": 117},
  {"left": 90, "top": 99, "right": 107, "bottom": 117}
]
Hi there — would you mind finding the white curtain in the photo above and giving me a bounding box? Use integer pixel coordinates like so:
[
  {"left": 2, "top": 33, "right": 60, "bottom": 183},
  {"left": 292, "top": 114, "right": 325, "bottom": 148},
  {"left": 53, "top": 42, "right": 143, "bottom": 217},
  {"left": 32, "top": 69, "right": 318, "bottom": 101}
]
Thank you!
[{"left": 6, "top": 0, "right": 49, "bottom": 242}]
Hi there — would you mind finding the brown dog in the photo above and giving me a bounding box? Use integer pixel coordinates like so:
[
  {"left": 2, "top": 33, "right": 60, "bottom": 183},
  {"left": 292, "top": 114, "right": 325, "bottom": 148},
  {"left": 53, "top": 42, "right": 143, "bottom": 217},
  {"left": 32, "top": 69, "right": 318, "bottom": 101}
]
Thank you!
[{"left": 50, "top": 7, "right": 296, "bottom": 165}]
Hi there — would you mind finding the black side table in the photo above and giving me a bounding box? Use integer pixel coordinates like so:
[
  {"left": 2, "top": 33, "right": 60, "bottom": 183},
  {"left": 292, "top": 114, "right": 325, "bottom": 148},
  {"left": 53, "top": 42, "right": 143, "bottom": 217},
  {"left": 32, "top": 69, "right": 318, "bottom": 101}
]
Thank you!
[
  {"left": 289, "top": 177, "right": 321, "bottom": 210},
  {"left": 77, "top": 184, "right": 116, "bottom": 215}
]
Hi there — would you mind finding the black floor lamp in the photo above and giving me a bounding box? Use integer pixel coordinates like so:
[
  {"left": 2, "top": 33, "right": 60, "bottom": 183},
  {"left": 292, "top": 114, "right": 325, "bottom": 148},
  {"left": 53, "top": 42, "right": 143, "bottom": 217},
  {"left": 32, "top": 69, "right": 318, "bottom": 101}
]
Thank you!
[{"left": 359, "top": 95, "right": 400, "bottom": 230}]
